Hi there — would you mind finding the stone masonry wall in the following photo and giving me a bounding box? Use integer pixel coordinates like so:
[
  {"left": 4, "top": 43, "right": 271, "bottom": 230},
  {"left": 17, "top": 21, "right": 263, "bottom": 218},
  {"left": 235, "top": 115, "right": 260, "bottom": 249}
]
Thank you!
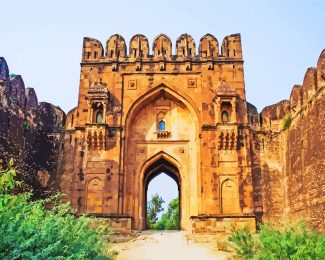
[
  {"left": 252, "top": 50, "right": 325, "bottom": 231},
  {"left": 0, "top": 57, "right": 66, "bottom": 197}
]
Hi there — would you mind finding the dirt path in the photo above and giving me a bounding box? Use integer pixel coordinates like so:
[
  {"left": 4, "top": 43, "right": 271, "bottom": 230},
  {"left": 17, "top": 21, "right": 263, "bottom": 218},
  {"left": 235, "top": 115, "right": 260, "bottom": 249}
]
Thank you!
[{"left": 111, "top": 231, "right": 232, "bottom": 260}]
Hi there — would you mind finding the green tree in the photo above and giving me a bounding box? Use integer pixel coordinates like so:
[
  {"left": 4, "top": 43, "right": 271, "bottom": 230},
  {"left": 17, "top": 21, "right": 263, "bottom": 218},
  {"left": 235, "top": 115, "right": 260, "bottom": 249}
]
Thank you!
[
  {"left": 154, "top": 198, "right": 179, "bottom": 230},
  {"left": 147, "top": 193, "right": 164, "bottom": 229}
]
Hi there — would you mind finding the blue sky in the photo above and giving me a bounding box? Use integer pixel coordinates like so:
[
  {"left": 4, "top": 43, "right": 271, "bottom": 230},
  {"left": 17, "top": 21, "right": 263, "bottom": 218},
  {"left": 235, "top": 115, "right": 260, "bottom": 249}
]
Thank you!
[
  {"left": 1, "top": 0, "right": 324, "bottom": 113},
  {"left": 1, "top": 0, "right": 324, "bottom": 211}
]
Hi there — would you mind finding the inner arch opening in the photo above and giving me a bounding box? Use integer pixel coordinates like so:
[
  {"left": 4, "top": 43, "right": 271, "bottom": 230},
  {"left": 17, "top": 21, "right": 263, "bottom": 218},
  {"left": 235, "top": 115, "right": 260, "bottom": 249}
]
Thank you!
[{"left": 144, "top": 158, "right": 181, "bottom": 230}]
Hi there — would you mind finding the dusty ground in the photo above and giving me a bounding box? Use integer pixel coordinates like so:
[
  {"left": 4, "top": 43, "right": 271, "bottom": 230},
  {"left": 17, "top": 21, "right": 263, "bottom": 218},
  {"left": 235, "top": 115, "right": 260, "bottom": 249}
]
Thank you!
[{"left": 110, "top": 231, "right": 233, "bottom": 260}]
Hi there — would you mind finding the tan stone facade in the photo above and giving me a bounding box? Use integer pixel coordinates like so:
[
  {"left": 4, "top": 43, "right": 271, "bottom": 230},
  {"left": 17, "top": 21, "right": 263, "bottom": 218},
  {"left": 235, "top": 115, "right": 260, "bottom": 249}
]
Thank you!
[{"left": 58, "top": 33, "right": 257, "bottom": 232}]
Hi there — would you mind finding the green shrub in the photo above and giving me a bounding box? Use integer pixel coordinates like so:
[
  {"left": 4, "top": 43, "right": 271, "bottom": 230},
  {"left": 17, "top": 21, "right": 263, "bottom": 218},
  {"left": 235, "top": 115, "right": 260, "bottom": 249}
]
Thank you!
[
  {"left": 258, "top": 223, "right": 325, "bottom": 260},
  {"left": 228, "top": 227, "right": 259, "bottom": 259},
  {"left": 229, "top": 223, "right": 325, "bottom": 260},
  {"left": 282, "top": 114, "right": 293, "bottom": 130},
  {"left": 0, "top": 162, "right": 114, "bottom": 260}
]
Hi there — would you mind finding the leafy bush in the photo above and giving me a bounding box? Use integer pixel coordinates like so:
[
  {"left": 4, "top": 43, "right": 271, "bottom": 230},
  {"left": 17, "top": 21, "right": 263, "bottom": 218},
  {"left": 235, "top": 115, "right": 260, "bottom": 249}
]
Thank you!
[
  {"left": 0, "top": 162, "right": 114, "bottom": 260},
  {"left": 229, "top": 223, "right": 325, "bottom": 259},
  {"left": 282, "top": 114, "right": 293, "bottom": 130},
  {"left": 228, "top": 227, "right": 259, "bottom": 259}
]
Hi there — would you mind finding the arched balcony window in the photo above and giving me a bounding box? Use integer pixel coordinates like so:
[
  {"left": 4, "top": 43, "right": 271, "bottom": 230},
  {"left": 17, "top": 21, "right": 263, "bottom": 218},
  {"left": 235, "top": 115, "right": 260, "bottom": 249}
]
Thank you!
[
  {"left": 158, "top": 120, "right": 166, "bottom": 131},
  {"left": 222, "top": 110, "right": 229, "bottom": 123},
  {"left": 92, "top": 102, "right": 104, "bottom": 124},
  {"left": 96, "top": 111, "right": 103, "bottom": 123}
]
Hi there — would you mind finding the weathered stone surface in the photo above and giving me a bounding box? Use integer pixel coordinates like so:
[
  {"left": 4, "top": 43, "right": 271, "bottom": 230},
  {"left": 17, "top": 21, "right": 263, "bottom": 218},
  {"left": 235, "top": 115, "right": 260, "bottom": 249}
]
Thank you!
[
  {"left": 25, "top": 88, "right": 38, "bottom": 109},
  {"left": 10, "top": 75, "right": 26, "bottom": 107},
  {"left": 0, "top": 57, "right": 66, "bottom": 197},
  {"left": 0, "top": 57, "right": 9, "bottom": 82},
  {"left": 191, "top": 216, "right": 256, "bottom": 234}
]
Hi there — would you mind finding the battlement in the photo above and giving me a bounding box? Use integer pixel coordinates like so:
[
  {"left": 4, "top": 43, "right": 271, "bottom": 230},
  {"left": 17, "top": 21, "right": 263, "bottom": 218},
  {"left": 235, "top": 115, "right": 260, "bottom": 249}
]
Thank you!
[
  {"left": 259, "top": 49, "right": 325, "bottom": 132},
  {"left": 81, "top": 33, "right": 243, "bottom": 63}
]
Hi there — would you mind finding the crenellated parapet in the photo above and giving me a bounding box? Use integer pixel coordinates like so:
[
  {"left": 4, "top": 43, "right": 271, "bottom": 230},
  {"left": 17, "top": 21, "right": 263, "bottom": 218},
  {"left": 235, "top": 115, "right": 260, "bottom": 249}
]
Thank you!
[
  {"left": 152, "top": 34, "right": 172, "bottom": 59},
  {"left": 106, "top": 34, "right": 127, "bottom": 59},
  {"left": 199, "top": 34, "right": 219, "bottom": 59},
  {"left": 221, "top": 33, "right": 242, "bottom": 59},
  {"left": 81, "top": 33, "right": 243, "bottom": 64},
  {"left": 259, "top": 49, "right": 325, "bottom": 132}
]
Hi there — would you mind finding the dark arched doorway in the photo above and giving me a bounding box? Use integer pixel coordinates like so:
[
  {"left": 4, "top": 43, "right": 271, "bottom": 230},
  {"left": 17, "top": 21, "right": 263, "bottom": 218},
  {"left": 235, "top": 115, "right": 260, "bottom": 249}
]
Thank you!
[{"left": 144, "top": 158, "right": 181, "bottom": 230}]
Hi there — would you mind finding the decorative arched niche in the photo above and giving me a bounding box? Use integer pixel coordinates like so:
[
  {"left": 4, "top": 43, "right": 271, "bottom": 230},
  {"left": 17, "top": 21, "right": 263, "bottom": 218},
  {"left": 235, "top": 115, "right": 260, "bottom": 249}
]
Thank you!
[
  {"left": 92, "top": 102, "right": 104, "bottom": 123},
  {"left": 157, "top": 110, "right": 167, "bottom": 131},
  {"left": 221, "top": 178, "right": 241, "bottom": 214},
  {"left": 221, "top": 110, "right": 230, "bottom": 123},
  {"left": 86, "top": 177, "right": 104, "bottom": 213}
]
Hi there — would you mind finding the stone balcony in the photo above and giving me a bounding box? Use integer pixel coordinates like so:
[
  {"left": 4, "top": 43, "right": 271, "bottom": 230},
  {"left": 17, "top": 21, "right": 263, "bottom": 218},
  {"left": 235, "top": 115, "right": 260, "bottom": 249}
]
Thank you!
[
  {"left": 156, "top": 130, "right": 171, "bottom": 139},
  {"left": 216, "top": 124, "right": 243, "bottom": 150},
  {"left": 85, "top": 123, "right": 109, "bottom": 150}
]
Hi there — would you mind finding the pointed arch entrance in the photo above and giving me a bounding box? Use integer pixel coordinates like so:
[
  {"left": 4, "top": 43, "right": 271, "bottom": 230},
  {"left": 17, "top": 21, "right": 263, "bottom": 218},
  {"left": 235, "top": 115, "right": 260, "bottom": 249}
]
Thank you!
[
  {"left": 144, "top": 158, "right": 181, "bottom": 229},
  {"left": 136, "top": 152, "right": 188, "bottom": 230},
  {"left": 123, "top": 82, "right": 200, "bottom": 230}
]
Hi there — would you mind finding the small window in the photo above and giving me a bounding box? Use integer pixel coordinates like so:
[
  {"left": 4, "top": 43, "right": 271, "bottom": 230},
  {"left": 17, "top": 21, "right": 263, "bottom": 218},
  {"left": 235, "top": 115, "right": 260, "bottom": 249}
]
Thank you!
[
  {"left": 96, "top": 111, "right": 103, "bottom": 123},
  {"left": 222, "top": 111, "right": 229, "bottom": 123},
  {"left": 158, "top": 120, "right": 166, "bottom": 131},
  {"left": 94, "top": 51, "right": 97, "bottom": 59}
]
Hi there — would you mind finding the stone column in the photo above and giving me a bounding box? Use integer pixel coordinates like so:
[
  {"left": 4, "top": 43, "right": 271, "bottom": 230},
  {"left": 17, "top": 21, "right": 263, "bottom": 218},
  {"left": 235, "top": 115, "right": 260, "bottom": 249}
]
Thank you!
[
  {"left": 87, "top": 100, "right": 93, "bottom": 123},
  {"left": 214, "top": 97, "right": 221, "bottom": 124},
  {"left": 231, "top": 97, "right": 237, "bottom": 123},
  {"left": 103, "top": 102, "right": 106, "bottom": 123}
]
